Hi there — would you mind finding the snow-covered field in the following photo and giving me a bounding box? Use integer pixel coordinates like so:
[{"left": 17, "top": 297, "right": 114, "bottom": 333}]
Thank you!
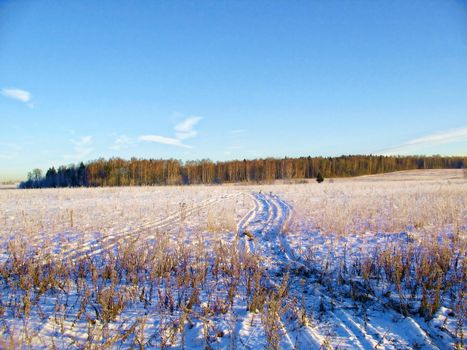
[{"left": 0, "top": 169, "right": 465, "bottom": 349}]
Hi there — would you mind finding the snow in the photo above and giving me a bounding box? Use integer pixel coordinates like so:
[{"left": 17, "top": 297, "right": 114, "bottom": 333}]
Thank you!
[{"left": 0, "top": 170, "right": 465, "bottom": 348}]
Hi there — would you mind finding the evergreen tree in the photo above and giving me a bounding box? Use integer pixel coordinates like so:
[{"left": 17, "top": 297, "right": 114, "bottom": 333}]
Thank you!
[
  {"left": 45, "top": 167, "right": 58, "bottom": 187},
  {"left": 19, "top": 155, "right": 464, "bottom": 189},
  {"left": 316, "top": 172, "right": 324, "bottom": 183}
]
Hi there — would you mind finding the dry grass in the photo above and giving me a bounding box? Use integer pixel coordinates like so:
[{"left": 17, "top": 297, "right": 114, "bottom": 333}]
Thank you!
[
  {"left": 277, "top": 169, "right": 466, "bottom": 236},
  {"left": 0, "top": 169, "right": 465, "bottom": 348},
  {"left": 0, "top": 231, "right": 275, "bottom": 348}
]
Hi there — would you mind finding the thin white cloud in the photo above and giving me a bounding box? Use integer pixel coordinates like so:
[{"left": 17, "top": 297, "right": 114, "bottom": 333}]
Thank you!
[
  {"left": 110, "top": 135, "right": 135, "bottom": 150},
  {"left": 381, "top": 127, "right": 467, "bottom": 155},
  {"left": 138, "top": 135, "right": 192, "bottom": 148},
  {"left": 65, "top": 136, "right": 93, "bottom": 161},
  {"left": 1, "top": 88, "right": 33, "bottom": 107},
  {"left": 139, "top": 116, "right": 202, "bottom": 148},
  {"left": 174, "top": 116, "right": 202, "bottom": 140}
]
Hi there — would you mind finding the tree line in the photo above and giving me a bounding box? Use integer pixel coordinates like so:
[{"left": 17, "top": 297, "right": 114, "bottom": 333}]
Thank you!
[
  {"left": 19, "top": 155, "right": 464, "bottom": 188},
  {"left": 19, "top": 163, "right": 87, "bottom": 189}
]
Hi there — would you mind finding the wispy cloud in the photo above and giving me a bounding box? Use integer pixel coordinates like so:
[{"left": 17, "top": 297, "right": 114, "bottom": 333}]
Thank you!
[
  {"left": 381, "top": 127, "right": 467, "bottom": 155},
  {"left": 175, "top": 116, "right": 202, "bottom": 140},
  {"left": 1, "top": 88, "right": 33, "bottom": 107},
  {"left": 65, "top": 136, "right": 93, "bottom": 161},
  {"left": 110, "top": 135, "right": 135, "bottom": 150},
  {"left": 139, "top": 116, "right": 202, "bottom": 148},
  {"left": 138, "top": 135, "right": 192, "bottom": 148}
]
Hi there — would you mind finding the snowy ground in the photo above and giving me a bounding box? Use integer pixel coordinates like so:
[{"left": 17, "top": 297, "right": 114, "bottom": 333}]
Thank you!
[{"left": 0, "top": 170, "right": 465, "bottom": 349}]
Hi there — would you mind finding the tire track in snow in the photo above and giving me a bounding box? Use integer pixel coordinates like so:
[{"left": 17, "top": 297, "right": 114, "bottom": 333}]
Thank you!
[
  {"left": 267, "top": 193, "right": 445, "bottom": 349},
  {"left": 236, "top": 192, "right": 260, "bottom": 255},
  {"left": 236, "top": 192, "right": 325, "bottom": 349},
  {"left": 272, "top": 201, "right": 447, "bottom": 349},
  {"left": 62, "top": 193, "right": 241, "bottom": 261},
  {"left": 235, "top": 192, "right": 439, "bottom": 349}
]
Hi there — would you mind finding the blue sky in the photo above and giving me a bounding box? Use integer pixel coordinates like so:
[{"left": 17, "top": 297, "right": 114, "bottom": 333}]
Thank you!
[{"left": 1, "top": 1, "right": 466, "bottom": 181}]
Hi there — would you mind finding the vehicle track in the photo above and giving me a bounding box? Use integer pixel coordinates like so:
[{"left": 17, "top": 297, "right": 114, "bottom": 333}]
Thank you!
[
  {"left": 235, "top": 192, "right": 447, "bottom": 349},
  {"left": 236, "top": 192, "right": 325, "bottom": 349},
  {"left": 62, "top": 192, "right": 242, "bottom": 261}
]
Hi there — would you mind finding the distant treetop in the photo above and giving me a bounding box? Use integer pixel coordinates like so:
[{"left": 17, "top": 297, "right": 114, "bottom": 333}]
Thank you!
[{"left": 19, "top": 155, "right": 464, "bottom": 188}]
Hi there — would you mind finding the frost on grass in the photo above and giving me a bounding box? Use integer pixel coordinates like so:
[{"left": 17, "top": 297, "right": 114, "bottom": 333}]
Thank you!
[{"left": 0, "top": 170, "right": 465, "bottom": 349}]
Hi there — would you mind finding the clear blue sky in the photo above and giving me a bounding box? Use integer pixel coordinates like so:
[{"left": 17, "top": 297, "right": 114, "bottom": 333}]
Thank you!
[{"left": 1, "top": 1, "right": 466, "bottom": 181}]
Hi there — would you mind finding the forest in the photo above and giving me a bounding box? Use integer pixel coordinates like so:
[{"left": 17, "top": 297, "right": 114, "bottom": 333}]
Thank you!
[{"left": 19, "top": 155, "right": 465, "bottom": 188}]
